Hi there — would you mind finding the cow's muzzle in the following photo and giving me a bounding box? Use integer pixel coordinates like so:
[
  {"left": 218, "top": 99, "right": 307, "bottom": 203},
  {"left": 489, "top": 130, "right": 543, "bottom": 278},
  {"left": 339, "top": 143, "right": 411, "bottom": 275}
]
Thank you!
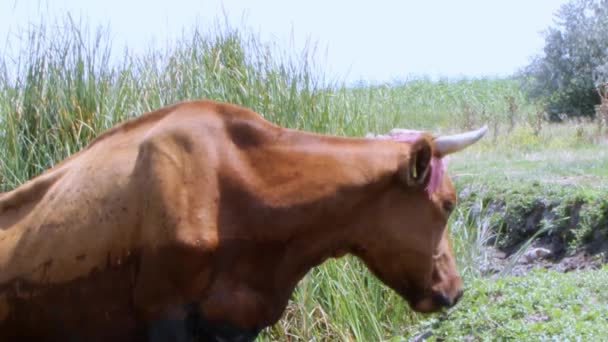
[{"left": 413, "top": 288, "right": 464, "bottom": 312}]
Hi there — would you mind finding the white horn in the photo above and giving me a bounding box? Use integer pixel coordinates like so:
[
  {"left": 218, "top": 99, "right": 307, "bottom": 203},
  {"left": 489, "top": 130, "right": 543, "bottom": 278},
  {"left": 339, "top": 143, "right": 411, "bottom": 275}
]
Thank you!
[{"left": 434, "top": 125, "right": 488, "bottom": 156}]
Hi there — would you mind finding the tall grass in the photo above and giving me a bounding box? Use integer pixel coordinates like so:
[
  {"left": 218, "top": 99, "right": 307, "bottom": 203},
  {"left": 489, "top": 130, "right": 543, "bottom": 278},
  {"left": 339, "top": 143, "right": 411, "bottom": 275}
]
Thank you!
[
  {"left": 0, "top": 16, "right": 542, "bottom": 187},
  {"left": 0, "top": 15, "right": 565, "bottom": 340},
  {"left": 345, "top": 78, "right": 537, "bottom": 135},
  {"left": 0, "top": 16, "right": 353, "bottom": 189}
]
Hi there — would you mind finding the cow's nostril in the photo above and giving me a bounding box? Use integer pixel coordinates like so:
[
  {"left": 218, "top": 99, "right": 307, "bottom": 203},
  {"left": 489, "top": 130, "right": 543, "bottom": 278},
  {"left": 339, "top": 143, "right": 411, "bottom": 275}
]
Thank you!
[
  {"left": 432, "top": 292, "right": 452, "bottom": 308},
  {"left": 432, "top": 289, "right": 463, "bottom": 308}
]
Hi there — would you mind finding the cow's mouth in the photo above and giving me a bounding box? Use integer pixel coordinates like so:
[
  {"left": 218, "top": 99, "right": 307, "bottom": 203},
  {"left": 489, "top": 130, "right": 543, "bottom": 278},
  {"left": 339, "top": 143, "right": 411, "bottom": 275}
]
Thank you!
[
  {"left": 396, "top": 282, "right": 460, "bottom": 313},
  {"left": 412, "top": 296, "right": 443, "bottom": 313},
  {"left": 411, "top": 289, "right": 463, "bottom": 313}
]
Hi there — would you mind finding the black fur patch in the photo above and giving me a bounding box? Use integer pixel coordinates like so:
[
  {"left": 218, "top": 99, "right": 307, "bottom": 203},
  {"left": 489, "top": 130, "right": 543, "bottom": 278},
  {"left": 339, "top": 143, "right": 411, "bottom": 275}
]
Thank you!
[{"left": 147, "top": 303, "right": 261, "bottom": 342}]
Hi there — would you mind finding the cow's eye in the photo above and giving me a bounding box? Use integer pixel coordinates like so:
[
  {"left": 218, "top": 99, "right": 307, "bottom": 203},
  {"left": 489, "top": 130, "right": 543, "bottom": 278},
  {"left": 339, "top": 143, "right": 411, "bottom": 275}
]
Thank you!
[{"left": 443, "top": 200, "right": 455, "bottom": 213}]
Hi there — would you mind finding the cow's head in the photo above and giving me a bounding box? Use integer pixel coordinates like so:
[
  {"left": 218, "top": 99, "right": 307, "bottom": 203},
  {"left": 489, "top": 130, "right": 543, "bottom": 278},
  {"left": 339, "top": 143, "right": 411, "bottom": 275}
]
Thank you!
[{"left": 353, "top": 126, "right": 487, "bottom": 313}]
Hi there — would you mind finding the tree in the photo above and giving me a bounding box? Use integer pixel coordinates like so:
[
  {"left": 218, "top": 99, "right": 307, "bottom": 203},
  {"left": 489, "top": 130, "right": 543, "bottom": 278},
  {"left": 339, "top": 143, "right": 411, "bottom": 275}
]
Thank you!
[{"left": 522, "top": 0, "right": 608, "bottom": 120}]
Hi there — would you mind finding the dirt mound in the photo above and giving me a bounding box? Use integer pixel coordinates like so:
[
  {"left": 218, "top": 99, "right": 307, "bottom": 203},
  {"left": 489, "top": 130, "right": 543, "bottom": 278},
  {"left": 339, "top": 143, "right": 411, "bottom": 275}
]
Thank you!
[
  {"left": 458, "top": 182, "right": 608, "bottom": 276},
  {"left": 480, "top": 243, "right": 606, "bottom": 277}
]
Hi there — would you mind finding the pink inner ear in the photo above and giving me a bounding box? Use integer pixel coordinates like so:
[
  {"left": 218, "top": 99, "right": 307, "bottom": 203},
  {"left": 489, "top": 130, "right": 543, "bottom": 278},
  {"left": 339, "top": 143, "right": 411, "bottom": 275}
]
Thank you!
[
  {"left": 373, "top": 131, "right": 446, "bottom": 195},
  {"left": 426, "top": 157, "right": 446, "bottom": 195}
]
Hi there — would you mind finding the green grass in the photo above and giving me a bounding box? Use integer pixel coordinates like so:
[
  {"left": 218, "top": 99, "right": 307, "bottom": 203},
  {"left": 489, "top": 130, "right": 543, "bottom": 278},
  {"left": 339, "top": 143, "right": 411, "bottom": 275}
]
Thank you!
[
  {"left": 345, "top": 77, "right": 537, "bottom": 133},
  {"left": 403, "top": 267, "right": 608, "bottom": 341},
  {"left": 454, "top": 147, "right": 608, "bottom": 186},
  {"left": 449, "top": 137, "right": 608, "bottom": 250},
  {"left": 2, "top": 14, "right": 608, "bottom": 341}
]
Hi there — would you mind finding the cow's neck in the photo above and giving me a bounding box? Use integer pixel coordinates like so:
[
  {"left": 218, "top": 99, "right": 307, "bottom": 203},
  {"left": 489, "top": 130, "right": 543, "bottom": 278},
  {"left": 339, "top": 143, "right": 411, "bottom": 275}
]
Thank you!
[{"left": 202, "top": 131, "right": 405, "bottom": 329}]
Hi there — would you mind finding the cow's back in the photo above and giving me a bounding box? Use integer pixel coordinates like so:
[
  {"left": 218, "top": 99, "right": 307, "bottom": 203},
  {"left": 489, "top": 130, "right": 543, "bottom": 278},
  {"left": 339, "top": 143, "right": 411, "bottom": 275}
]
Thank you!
[{"left": 0, "top": 100, "right": 226, "bottom": 339}]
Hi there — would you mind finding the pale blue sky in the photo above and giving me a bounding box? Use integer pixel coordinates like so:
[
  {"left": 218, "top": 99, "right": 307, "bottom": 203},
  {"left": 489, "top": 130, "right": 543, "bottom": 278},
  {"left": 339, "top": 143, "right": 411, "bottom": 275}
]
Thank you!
[{"left": 1, "top": 0, "right": 568, "bottom": 84}]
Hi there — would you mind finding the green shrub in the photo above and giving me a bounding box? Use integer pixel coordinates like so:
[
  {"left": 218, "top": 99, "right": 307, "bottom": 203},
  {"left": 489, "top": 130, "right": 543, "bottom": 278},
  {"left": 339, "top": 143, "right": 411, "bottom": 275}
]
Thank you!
[{"left": 521, "top": 0, "right": 608, "bottom": 120}]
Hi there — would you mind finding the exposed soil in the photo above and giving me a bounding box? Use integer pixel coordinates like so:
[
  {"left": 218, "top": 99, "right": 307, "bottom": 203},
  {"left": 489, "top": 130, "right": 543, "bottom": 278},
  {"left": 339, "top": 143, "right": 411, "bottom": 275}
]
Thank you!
[
  {"left": 480, "top": 241, "right": 607, "bottom": 277},
  {"left": 458, "top": 183, "right": 608, "bottom": 276}
]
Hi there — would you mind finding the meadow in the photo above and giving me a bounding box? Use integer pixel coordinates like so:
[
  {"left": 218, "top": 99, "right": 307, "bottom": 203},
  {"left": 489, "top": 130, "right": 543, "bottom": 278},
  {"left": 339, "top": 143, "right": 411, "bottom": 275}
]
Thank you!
[{"left": 2, "top": 17, "right": 608, "bottom": 340}]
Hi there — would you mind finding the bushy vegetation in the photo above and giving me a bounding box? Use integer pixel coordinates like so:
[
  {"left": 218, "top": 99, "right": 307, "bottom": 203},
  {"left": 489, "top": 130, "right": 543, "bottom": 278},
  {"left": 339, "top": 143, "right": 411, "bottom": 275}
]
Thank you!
[
  {"left": 2, "top": 14, "right": 608, "bottom": 341},
  {"left": 456, "top": 175, "right": 608, "bottom": 252},
  {"left": 522, "top": 0, "right": 608, "bottom": 120}
]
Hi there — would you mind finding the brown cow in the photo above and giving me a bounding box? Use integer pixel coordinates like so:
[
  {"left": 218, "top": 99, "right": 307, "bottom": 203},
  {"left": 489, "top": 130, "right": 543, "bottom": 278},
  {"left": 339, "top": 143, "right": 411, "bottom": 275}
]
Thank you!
[{"left": 0, "top": 100, "right": 486, "bottom": 341}]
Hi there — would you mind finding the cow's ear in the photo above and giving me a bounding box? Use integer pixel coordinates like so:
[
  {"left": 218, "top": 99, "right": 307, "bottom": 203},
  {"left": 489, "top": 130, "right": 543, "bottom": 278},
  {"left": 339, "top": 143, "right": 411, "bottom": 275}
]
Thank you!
[{"left": 398, "top": 137, "right": 432, "bottom": 188}]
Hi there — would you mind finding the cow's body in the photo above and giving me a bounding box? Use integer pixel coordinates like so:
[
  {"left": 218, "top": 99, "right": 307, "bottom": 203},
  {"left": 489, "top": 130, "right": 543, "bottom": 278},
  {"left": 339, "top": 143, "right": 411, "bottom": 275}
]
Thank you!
[{"left": 0, "top": 100, "right": 483, "bottom": 341}]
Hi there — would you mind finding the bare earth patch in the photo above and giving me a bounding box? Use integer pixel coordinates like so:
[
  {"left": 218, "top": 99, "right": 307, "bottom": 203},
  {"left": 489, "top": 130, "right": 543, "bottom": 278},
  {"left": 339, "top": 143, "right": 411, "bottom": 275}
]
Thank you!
[{"left": 480, "top": 243, "right": 606, "bottom": 277}]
